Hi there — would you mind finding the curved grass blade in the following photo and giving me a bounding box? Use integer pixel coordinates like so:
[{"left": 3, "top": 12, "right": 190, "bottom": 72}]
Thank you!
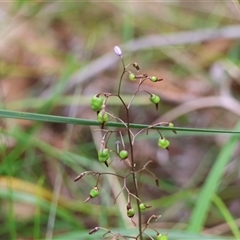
[
  {"left": 212, "top": 194, "right": 240, "bottom": 239},
  {"left": 188, "top": 120, "right": 240, "bottom": 233}
]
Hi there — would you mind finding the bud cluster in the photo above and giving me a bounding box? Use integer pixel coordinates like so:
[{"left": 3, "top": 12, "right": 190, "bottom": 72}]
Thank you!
[{"left": 75, "top": 46, "right": 176, "bottom": 240}]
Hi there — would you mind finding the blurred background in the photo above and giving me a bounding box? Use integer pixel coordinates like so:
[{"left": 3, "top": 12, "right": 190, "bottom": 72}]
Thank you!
[{"left": 0, "top": 1, "right": 240, "bottom": 239}]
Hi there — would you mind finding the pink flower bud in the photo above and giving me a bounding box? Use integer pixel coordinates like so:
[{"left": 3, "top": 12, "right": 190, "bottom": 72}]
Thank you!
[{"left": 114, "top": 46, "right": 122, "bottom": 57}]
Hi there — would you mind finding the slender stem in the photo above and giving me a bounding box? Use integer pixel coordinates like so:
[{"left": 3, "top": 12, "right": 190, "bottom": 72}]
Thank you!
[
  {"left": 117, "top": 92, "right": 143, "bottom": 240},
  {"left": 116, "top": 60, "right": 143, "bottom": 239},
  {"left": 117, "top": 58, "right": 126, "bottom": 96},
  {"left": 128, "top": 137, "right": 143, "bottom": 240}
]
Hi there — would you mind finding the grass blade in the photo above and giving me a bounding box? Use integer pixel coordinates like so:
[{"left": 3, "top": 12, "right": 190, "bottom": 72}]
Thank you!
[
  {"left": 188, "top": 120, "right": 240, "bottom": 232},
  {"left": 1, "top": 109, "right": 240, "bottom": 134},
  {"left": 212, "top": 194, "right": 240, "bottom": 239}
]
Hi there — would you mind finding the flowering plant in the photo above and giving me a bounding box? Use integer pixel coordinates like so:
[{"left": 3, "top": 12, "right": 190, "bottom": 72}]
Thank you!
[{"left": 74, "top": 46, "right": 176, "bottom": 240}]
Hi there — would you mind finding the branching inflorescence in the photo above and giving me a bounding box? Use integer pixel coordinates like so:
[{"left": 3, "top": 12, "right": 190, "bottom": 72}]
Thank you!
[{"left": 74, "top": 46, "right": 176, "bottom": 240}]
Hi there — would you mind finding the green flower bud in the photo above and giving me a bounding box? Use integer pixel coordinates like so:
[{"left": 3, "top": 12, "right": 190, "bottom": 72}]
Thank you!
[
  {"left": 129, "top": 73, "right": 136, "bottom": 81},
  {"left": 156, "top": 234, "right": 168, "bottom": 240},
  {"left": 168, "top": 123, "right": 174, "bottom": 128},
  {"left": 158, "top": 138, "right": 170, "bottom": 149},
  {"left": 150, "top": 94, "right": 160, "bottom": 104},
  {"left": 97, "top": 111, "right": 108, "bottom": 123},
  {"left": 98, "top": 148, "right": 110, "bottom": 162},
  {"left": 139, "top": 203, "right": 151, "bottom": 210},
  {"left": 90, "top": 95, "right": 104, "bottom": 112},
  {"left": 139, "top": 203, "right": 146, "bottom": 210},
  {"left": 89, "top": 187, "right": 99, "bottom": 198},
  {"left": 127, "top": 208, "right": 135, "bottom": 218},
  {"left": 150, "top": 76, "right": 157, "bottom": 82},
  {"left": 119, "top": 150, "right": 128, "bottom": 160}
]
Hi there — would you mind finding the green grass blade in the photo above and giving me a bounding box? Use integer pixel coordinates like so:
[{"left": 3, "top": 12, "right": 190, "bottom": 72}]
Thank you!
[
  {"left": 212, "top": 194, "right": 240, "bottom": 239},
  {"left": 0, "top": 189, "right": 82, "bottom": 229},
  {"left": 188, "top": 120, "right": 240, "bottom": 232},
  {"left": 34, "top": 176, "right": 45, "bottom": 240},
  {"left": 1, "top": 109, "right": 240, "bottom": 134}
]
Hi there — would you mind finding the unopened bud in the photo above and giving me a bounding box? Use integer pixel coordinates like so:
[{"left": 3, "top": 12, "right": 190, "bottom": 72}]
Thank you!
[
  {"left": 89, "top": 227, "right": 99, "bottom": 235},
  {"left": 114, "top": 46, "right": 122, "bottom": 57},
  {"left": 74, "top": 172, "right": 85, "bottom": 182},
  {"left": 133, "top": 62, "right": 140, "bottom": 71}
]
